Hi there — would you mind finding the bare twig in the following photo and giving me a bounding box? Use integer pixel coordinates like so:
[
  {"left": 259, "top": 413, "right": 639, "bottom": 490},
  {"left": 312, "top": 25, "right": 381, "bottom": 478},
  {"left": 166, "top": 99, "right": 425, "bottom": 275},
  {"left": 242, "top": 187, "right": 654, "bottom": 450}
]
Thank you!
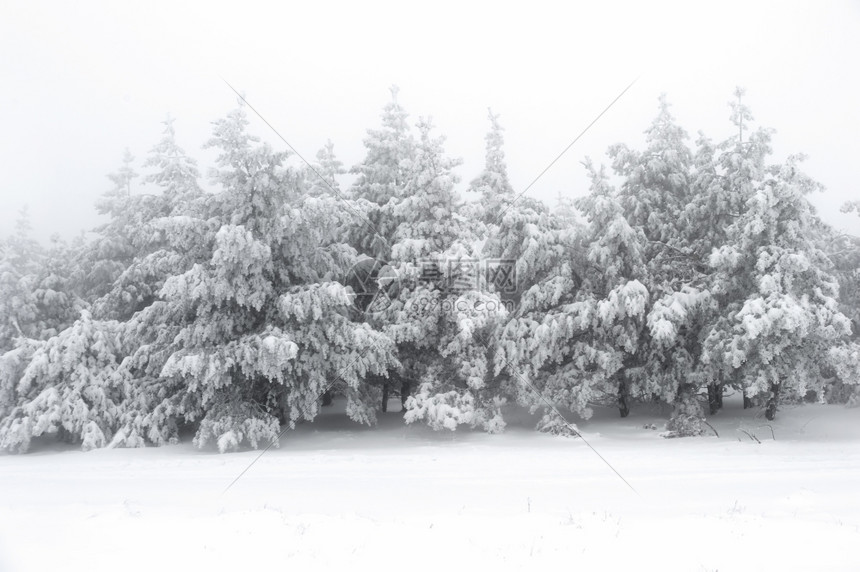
[
  {"left": 739, "top": 429, "right": 760, "bottom": 444},
  {"left": 702, "top": 419, "right": 719, "bottom": 438},
  {"left": 756, "top": 424, "right": 775, "bottom": 440}
]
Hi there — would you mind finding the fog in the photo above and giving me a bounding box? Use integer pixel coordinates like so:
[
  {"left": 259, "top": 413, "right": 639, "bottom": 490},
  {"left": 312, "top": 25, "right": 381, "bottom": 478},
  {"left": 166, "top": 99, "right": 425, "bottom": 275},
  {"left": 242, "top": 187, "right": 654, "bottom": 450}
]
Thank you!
[{"left": 2, "top": 0, "right": 858, "bottom": 242}]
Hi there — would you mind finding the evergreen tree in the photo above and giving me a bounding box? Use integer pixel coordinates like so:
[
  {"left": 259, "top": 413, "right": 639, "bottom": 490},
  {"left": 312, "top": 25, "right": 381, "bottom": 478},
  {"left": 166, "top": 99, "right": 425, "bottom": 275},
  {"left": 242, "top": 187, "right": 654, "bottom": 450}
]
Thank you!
[
  {"left": 114, "top": 105, "right": 397, "bottom": 451},
  {"left": 142, "top": 114, "right": 203, "bottom": 212},
  {"left": 607, "top": 96, "right": 712, "bottom": 429},
  {"left": 93, "top": 117, "right": 205, "bottom": 321},
  {"left": 349, "top": 86, "right": 416, "bottom": 260},
  {"left": 307, "top": 139, "right": 346, "bottom": 197},
  {"left": 0, "top": 311, "right": 125, "bottom": 452},
  {"left": 704, "top": 153, "right": 853, "bottom": 419},
  {"left": 470, "top": 108, "right": 515, "bottom": 225},
  {"left": 496, "top": 160, "right": 649, "bottom": 429},
  {"left": 372, "top": 118, "right": 505, "bottom": 431},
  {"left": 78, "top": 149, "right": 143, "bottom": 315},
  {"left": 0, "top": 208, "right": 42, "bottom": 352},
  {"left": 610, "top": 94, "right": 692, "bottom": 258}
]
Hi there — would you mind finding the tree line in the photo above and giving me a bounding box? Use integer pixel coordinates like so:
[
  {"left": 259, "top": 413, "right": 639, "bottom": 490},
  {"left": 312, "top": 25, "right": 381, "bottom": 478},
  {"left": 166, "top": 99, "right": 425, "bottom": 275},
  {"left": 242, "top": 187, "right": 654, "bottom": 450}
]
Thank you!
[{"left": 1, "top": 87, "right": 858, "bottom": 452}]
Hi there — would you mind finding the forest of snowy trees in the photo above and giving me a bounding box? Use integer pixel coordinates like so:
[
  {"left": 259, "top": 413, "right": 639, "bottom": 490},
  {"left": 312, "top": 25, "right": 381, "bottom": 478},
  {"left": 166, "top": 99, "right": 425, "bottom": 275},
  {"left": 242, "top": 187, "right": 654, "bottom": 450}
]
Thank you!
[{"left": 1, "top": 88, "right": 859, "bottom": 453}]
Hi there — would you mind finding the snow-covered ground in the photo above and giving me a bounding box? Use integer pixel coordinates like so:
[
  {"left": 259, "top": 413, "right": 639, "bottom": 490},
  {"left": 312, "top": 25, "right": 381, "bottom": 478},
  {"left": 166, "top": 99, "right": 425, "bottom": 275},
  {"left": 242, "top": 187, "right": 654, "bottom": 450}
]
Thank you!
[{"left": 2, "top": 395, "right": 859, "bottom": 571}]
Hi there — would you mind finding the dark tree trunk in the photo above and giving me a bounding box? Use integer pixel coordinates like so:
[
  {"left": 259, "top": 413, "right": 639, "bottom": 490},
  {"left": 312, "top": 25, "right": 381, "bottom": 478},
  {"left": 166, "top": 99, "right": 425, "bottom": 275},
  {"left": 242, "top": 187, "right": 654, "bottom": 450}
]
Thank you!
[
  {"left": 618, "top": 381, "right": 630, "bottom": 418},
  {"left": 400, "top": 380, "right": 412, "bottom": 413},
  {"left": 765, "top": 383, "right": 780, "bottom": 421},
  {"left": 381, "top": 383, "right": 389, "bottom": 413},
  {"left": 707, "top": 383, "right": 723, "bottom": 415},
  {"left": 321, "top": 391, "right": 333, "bottom": 406},
  {"left": 743, "top": 395, "right": 753, "bottom": 409}
]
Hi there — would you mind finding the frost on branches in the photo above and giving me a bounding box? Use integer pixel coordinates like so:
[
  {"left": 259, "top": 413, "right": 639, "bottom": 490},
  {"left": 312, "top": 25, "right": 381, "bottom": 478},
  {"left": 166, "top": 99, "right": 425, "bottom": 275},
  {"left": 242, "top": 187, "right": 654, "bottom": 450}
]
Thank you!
[
  {"left": 704, "top": 155, "right": 853, "bottom": 420},
  {"left": 0, "top": 312, "right": 124, "bottom": 452},
  {"left": 116, "top": 105, "right": 398, "bottom": 451},
  {"left": 1, "top": 88, "right": 857, "bottom": 451},
  {"left": 496, "top": 159, "right": 649, "bottom": 432},
  {"left": 381, "top": 118, "right": 505, "bottom": 432}
]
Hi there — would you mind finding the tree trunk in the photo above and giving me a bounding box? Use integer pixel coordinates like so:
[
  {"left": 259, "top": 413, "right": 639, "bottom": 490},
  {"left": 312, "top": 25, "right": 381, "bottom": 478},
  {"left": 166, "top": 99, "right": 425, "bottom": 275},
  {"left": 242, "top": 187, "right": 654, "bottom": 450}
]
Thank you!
[
  {"left": 765, "top": 382, "right": 780, "bottom": 421},
  {"left": 381, "top": 383, "right": 389, "bottom": 413},
  {"left": 400, "top": 380, "right": 412, "bottom": 413},
  {"left": 618, "top": 381, "right": 630, "bottom": 418},
  {"left": 707, "top": 383, "right": 723, "bottom": 415},
  {"left": 743, "top": 394, "right": 753, "bottom": 409},
  {"left": 321, "top": 391, "right": 333, "bottom": 407}
]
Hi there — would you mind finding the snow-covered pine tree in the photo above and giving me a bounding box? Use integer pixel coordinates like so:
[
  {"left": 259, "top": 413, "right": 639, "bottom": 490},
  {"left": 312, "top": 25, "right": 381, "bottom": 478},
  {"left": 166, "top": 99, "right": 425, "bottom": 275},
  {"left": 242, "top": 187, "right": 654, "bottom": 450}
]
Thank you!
[
  {"left": 349, "top": 86, "right": 416, "bottom": 260},
  {"left": 343, "top": 88, "right": 423, "bottom": 415},
  {"left": 815, "top": 221, "right": 860, "bottom": 404},
  {"left": 0, "top": 211, "right": 84, "bottom": 439},
  {"left": 77, "top": 148, "right": 147, "bottom": 317},
  {"left": 369, "top": 117, "right": 505, "bottom": 432},
  {"left": 0, "top": 310, "right": 125, "bottom": 452},
  {"left": 114, "top": 104, "right": 397, "bottom": 451},
  {"left": 470, "top": 109, "right": 580, "bottom": 426},
  {"left": 92, "top": 117, "right": 206, "bottom": 322},
  {"left": 495, "top": 159, "right": 649, "bottom": 430},
  {"left": 474, "top": 108, "right": 575, "bottom": 309},
  {"left": 606, "top": 96, "right": 716, "bottom": 432},
  {"left": 0, "top": 208, "right": 42, "bottom": 352},
  {"left": 307, "top": 139, "right": 346, "bottom": 197},
  {"left": 683, "top": 90, "right": 776, "bottom": 413},
  {"left": 0, "top": 210, "right": 41, "bottom": 424},
  {"left": 830, "top": 193, "right": 860, "bottom": 403},
  {"left": 704, "top": 151, "right": 853, "bottom": 420},
  {"left": 833, "top": 205, "right": 860, "bottom": 338},
  {"left": 470, "top": 108, "right": 515, "bottom": 225},
  {"left": 610, "top": 95, "right": 692, "bottom": 265},
  {"left": 142, "top": 114, "right": 204, "bottom": 214},
  {"left": 29, "top": 235, "right": 84, "bottom": 343}
]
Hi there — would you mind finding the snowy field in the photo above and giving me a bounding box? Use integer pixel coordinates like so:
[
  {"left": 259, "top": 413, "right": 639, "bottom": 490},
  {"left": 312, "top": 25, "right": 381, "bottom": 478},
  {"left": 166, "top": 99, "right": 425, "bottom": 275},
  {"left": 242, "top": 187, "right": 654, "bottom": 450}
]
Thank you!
[{"left": 2, "top": 395, "right": 859, "bottom": 571}]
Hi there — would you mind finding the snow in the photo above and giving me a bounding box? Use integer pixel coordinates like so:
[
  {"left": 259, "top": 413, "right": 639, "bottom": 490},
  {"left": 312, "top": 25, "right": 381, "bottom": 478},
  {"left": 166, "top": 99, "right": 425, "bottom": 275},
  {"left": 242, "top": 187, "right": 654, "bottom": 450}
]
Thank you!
[{"left": 1, "top": 396, "right": 860, "bottom": 571}]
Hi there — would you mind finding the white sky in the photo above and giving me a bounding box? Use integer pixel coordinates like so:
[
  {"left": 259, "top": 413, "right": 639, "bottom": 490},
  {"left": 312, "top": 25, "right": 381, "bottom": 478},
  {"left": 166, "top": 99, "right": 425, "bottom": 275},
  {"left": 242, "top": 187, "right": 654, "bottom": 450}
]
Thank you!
[{"left": 2, "top": 0, "right": 858, "bottom": 242}]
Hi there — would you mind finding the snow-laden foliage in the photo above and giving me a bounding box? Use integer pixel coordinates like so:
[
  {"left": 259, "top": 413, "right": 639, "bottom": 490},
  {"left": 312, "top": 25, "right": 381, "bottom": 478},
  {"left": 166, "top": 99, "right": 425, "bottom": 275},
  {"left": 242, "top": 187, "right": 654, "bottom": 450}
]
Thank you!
[
  {"left": 0, "top": 210, "right": 82, "bottom": 356},
  {"left": 307, "top": 140, "right": 346, "bottom": 197},
  {"left": 470, "top": 108, "right": 515, "bottom": 225},
  {"left": 111, "top": 105, "right": 399, "bottom": 450},
  {"left": 704, "top": 155, "right": 853, "bottom": 419},
  {"left": 0, "top": 210, "right": 44, "bottom": 353},
  {"left": 348, "top": 85, "right": 416, "bottom": 260},
  {"left": 496, "top": 160, "right": 649, "bottom": 425},
  {"left": 1, "top": 88, "right": 856, "bottom": 451},
  {"left": 0, "top": 311, "right": 125, "bottom": 452},
  {"left": 91, "top": 118, "right": 205, "bottom": 322},
  {"left": 378, "top": 118, "right": 504, "bottom": 431}
]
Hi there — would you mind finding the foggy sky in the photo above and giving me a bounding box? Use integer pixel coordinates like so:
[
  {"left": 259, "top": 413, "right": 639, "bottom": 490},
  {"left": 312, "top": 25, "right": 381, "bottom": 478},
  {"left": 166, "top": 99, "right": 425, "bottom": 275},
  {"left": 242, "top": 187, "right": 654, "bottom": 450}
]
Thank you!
[{"left": 2, "top": 0, "right": 858, "bottom": 243}]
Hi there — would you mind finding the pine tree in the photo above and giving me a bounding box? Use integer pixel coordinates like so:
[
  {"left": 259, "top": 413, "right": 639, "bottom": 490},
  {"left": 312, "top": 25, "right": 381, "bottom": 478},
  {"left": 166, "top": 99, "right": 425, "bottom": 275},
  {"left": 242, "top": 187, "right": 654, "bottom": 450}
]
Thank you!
[
  {"left": 610, "top": 95, "right": 692, "bottom": 257},
  {"left": 307, "top": 140, "right": 346, "bottom": 197},
  {"left": 349, "top": 86, "right": 416, "bottom": 260},
  {"left": 114, "top": 105, "right": 397, "bottom": 451},
  {"left": 0, "top": 208, "right": 42, "bottom": 352},
  {"left": 142, "top": 114, "right": 203, "bottom": 213},
  {"left": 470, "top": 108, "right": 515, "bottom": 225},
  {"left": 0, "top": 311, "right": 125, "bottom": 452},
  {"left": 836, "top": 202, "right": 860, "bottom": 341},
  {"left": 704, "top": 153, "right": 853, "bottom": 419},
  {"left": 93, "top": 117, "right": 205, "bottom": 321},
  {"left": 78, "top": 149, "right": 142, "bottom": 315},
  {"left": 496, "top": 160, "right": 649, "bottom": 429},
  {"left": 366, "top": 118, "right": 505, "bottom": 431},
  {"left": 607, "top": 96, "right": 712, "bottom": 429}
]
